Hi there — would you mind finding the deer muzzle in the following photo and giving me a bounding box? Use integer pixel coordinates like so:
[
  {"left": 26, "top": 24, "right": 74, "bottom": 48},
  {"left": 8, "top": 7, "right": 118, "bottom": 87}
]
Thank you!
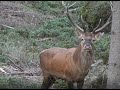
[{"left": 84, "top": 44, "right": 92, "bottom": 51}]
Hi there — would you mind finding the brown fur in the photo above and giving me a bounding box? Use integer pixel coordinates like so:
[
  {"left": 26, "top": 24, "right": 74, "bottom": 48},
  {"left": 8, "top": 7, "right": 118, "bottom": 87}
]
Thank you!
[{"left": 39, "top": 33, "right": 101, "bottom": 89}]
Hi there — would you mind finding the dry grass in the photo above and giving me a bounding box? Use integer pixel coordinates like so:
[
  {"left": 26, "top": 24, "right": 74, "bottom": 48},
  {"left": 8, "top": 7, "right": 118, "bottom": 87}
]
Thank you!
[{"left": 0, "top": 1, "right": 55, "bottom": 29}]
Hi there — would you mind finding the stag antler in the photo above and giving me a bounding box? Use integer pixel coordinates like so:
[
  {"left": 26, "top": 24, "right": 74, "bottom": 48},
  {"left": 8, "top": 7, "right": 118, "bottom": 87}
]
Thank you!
[
  {"left": 93, "top": 19, "right": 102, "bottom": 31},
  {"left": 62, "top": 1, "right": 84, "bottom": 33},
  {"left": 93, "top": 14, "right": 112, "bottom": 34},
  {"left": 62, "top": 1, "right": 112, "bottom": 34},
  {"left": 81, "top": 15, "right": 89, "bottom": 31},
  {"left": 109, "top": 1, "right": 113, "bottom": 12}
]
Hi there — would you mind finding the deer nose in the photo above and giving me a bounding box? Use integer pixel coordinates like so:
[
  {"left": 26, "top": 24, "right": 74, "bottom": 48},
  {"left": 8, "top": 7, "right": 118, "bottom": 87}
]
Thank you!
[{"left": 84, "top": 44, "right": 92, "bottom": 49}]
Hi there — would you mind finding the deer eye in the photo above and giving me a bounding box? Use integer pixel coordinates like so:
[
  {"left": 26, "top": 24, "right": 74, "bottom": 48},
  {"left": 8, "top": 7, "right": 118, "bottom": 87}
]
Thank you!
[
  {"left": 81, "top": 38, "right": 84, "bottom": 41},
  {"left": 92, "top": 38, "right": 96, "bottom": 41}
]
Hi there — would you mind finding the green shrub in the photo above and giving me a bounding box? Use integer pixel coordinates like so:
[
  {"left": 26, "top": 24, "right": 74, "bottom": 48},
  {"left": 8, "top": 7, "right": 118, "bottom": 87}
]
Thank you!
[
  {"left": 53, "top": 79, "right": 68, "bottom": 89},
  {"left": 0, "top": 76, "right": 40, "bottom": 89},
  {"left": 32, "top": 17, "right": 74, "bottom": 39},
  {"left": 0, "top": 55, "right": 10, "bottom": 63},
  {"left": 34, "top": 28, "right": 60, "bottom": 38},
  {"left": 25, "top": 1, "right": 63, "bottom": 15},
  {"left": 0, "top": 29, "right": 8, "bottom": 35},
  {"left": 94, "top": 34, "right": 110, "bottom": 64},
  {"left": 15, "top": 28, "right": 30, "bottom": 39},
  {"left": 0, "top": 76, "right": 9, "bottom": 89}
]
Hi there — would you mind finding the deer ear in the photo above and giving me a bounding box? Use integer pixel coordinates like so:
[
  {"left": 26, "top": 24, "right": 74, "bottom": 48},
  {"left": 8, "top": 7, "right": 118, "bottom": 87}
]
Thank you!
[
  {"left": 78, "top": 33, "right": 84, "bottom": 40},
  {"left": 95, "top": 32, "right": 104, "bottom": 40},
  {"left": 76, "top": 31, "right": 84, "bottom": 39}
]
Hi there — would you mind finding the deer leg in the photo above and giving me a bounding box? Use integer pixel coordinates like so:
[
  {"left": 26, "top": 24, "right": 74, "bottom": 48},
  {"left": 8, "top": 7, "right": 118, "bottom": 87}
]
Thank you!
[
  {"left": 77, "top": 80, "right": 84, "bottom": 89},
  {"left": 67, "top": 81, "right": 74, "bottom": 89},
  {"left": 41, "top": 75, "right": 56, "bottom": 89},
  {"left": 41, "top": 75, "right": 49, "bottom": 89},
  {"left": 47, "top": 76, "right": 56, "bottom": 88}
]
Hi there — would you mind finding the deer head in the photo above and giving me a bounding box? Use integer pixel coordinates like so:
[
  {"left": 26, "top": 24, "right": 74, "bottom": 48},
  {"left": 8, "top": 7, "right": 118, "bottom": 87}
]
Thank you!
[{"left": 62, "top": 1, "right": 112, "bottom": 51}]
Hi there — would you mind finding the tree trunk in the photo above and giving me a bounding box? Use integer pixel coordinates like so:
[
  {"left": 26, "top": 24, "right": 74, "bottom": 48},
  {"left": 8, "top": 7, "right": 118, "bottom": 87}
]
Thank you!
[{"left": 107, "top": 1, "right": 120, "bottom": 89}]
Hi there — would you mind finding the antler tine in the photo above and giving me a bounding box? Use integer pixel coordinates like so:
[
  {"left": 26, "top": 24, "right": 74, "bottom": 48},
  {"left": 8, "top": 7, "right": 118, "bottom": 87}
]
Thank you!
[
  {"left": 93, "top": 19, "right": 101, "bottom": 32},
  {"left": 62, "top": 1, "right": 77, "bottom": 13},
  {"left": 62, "top": 1, "right": 76, "bottom": 8},
  {"left": 68, "top": 2, "right": 77, "bottom": 8},
  {"left": 62, "top": 1, "right": 66, "bottom": 8},
  {"left": 81, "top": 15, "right": 89, "bottom": 31},
  {"left": 62, "top": 1, "right": 84, "bottom": 33},
  {"left": 94, "top": 14, "right": 112, "bottom": 34},
  {"left": 81, "top": 15, "right": 84, "bottom": 23},
  {"left": 109, "top": 1, "right": 113, "bottom": 11}
]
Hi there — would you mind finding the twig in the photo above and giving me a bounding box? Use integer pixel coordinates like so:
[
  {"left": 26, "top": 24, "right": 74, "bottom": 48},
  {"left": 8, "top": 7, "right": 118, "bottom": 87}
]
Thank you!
[
  {"left": 8, "top": 58, "right": 24, "bottom": 71},
  {"left": 3, "top": 54, "right": 24, "bottom": 71},
  {"left": 0, "top": 67, "right": 7, "bottom": 73},
  {"left": 10, "top": 72, "right": 38, "bottom": 76},
  {"left": 1, "top": 24, "right": 14, "bottom": 29}
]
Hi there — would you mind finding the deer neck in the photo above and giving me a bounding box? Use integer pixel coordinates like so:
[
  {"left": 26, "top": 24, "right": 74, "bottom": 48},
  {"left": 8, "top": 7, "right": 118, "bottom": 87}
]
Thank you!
[{"left": 73, "top": 44, "right": 94, "bottom": 73}]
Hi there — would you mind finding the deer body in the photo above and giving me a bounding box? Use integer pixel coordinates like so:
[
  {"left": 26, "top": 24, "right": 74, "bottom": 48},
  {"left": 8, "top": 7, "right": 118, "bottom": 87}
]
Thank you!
[
  {"left": 39, "top": 1, "right": 111, "bottom": 89},
  {"left": 40, "top": 33, "right": 95, "bottom": 89},
  {"left": 40, "top": 46, "right": 93, "bottom": 81}
]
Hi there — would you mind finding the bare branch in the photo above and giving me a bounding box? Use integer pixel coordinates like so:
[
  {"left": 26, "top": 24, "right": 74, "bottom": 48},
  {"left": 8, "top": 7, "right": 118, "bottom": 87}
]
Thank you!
[
  {"left": 10, "top": 72, "right": 40, "bottom": 76},
  {"left": 8, "top": 58, "right": 24, "bottom": 71},
  {"left": 1, "top": 24, "right": 14, "bottom": 29},
  {"left": 0, "top": 67, "right": 7, "bottom": 73}
]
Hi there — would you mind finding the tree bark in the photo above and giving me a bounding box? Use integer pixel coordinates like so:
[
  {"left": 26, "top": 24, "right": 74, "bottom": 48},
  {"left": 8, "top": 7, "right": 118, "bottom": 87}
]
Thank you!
[{"left": 107, "top": 1, "right": 120, "bottom": 89}]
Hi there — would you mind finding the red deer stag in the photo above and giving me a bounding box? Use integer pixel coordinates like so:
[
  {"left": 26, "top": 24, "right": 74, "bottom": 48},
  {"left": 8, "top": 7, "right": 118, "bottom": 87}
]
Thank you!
[{"left": 39, "top": 1, "right": 111, "bottom": 89}]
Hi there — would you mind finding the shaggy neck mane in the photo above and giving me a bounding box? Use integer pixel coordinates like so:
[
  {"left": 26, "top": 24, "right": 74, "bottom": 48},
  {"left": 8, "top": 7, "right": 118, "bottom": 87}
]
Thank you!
[{"left": 73, "top": 43, "right": 94, "bottom": 68}]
